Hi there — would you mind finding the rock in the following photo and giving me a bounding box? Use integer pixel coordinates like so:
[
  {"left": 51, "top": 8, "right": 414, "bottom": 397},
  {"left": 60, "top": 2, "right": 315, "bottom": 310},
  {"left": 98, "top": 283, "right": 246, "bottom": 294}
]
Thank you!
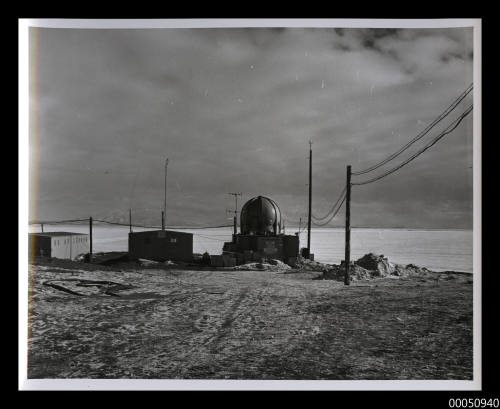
[
  {"left": 323, "top": 262, "right": 372, "bottom": 281},
  {"left": 268, "top": 259, "right": 291, "bottom": 269},
  {"left": 320, "top": 253, "right": 445, "bottom": 282},
  {"left": 355, "top": 253, "right": 395, "bottom": 277},
  {"left": 232, "top": 260, "right": 291, "bottom": 271},
  {"left": 295, "top": 256, "right": 331, "bottom": 272},
  {"left": 138, "top": 259, "right": 159, "bottom": 266},
  {"left": 351, "top": 264, "right": 372, "bottom": 280}
]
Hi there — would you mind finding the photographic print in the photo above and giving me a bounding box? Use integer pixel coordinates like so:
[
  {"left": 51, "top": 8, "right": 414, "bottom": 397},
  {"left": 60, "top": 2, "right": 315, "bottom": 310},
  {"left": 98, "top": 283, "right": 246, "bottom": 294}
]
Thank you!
[{"left": 20, "top": 19, "right": 481, "bottom": 390}]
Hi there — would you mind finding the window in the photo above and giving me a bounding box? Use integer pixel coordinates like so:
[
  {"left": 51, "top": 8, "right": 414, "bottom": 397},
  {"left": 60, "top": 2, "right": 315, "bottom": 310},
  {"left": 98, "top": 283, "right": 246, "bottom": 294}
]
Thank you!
[{"left": 170, "top": 238, "right": 177, "bottom": 243}]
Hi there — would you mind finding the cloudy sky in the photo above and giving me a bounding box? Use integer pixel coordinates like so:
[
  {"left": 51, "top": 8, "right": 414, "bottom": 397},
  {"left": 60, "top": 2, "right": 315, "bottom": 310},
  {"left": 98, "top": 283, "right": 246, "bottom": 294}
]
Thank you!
[{"left": 29, "top": 25, "right": 474, "bottom": 228}]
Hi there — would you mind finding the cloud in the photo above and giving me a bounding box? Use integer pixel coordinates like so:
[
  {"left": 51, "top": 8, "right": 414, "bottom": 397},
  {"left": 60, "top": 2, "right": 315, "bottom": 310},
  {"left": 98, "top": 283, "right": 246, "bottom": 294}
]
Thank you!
[{"left": 29, "top": 26, "right": 474, "bottom": 228}]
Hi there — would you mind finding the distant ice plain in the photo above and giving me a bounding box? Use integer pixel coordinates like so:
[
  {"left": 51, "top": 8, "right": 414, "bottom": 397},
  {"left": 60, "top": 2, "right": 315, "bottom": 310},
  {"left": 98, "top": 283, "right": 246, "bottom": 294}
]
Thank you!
[{"left": 29, "top": 225, "right": 473, "bottom": 273}]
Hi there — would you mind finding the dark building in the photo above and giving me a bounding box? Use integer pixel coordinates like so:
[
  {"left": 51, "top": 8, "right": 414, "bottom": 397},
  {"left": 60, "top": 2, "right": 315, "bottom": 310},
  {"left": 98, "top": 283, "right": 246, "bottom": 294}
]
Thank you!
[
  {"left": 29, "top": 232, "right": 89, "bottom": 260},
  {"left": 128, "top": 230, "right": 193, "bottom": 262},
  {"left": 222, "top": 196, "right": 299, "bottom": 266}
]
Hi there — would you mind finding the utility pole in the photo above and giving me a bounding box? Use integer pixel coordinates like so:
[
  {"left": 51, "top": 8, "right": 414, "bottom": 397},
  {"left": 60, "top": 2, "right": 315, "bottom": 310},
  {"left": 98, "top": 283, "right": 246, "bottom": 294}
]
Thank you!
[
  {"left": 164, "top": 158, "right": 169, "bottom": 228},
  {"left": 129, "top": 208, "right": 132, "bottom": 233},
  {"left": 161, "top": 211, "right": 165, "bottom": 231},
  {"left": 344, "top": 165, "right": 351, "bottom": 286},
  {"left": 89, "top": 216, "right": 93, "bottom": 263},
  {"left": 41, "top": 223, "right": 44, "bottom": 233},
  {"left": 307, "top": 141, "right": 312, "bottom": 258},
  {"left": 227, "top": 192, "right": 242, "bottom": 236}
]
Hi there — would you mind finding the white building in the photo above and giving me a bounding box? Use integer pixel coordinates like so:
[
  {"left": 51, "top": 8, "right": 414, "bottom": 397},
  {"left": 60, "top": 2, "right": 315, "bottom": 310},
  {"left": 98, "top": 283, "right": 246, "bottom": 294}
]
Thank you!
[{"left": 29, "top": 232, "right": 89, "bottom": 260}]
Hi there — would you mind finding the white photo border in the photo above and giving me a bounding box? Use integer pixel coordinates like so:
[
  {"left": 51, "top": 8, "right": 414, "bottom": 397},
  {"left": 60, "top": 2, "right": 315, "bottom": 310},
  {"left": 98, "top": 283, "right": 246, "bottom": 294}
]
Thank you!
[{"left": 18, "top": 18, "right": 482, "bottom": 391}]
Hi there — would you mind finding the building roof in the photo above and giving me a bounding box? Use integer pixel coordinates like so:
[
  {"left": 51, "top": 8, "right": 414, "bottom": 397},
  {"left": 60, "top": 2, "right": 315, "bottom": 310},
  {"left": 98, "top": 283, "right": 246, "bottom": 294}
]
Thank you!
[
  {"left": 29, "top": 232, "right": 88, "bottom": 237},
  {"left": 129, "top": 229, "right": 193, "bottom": 236}
]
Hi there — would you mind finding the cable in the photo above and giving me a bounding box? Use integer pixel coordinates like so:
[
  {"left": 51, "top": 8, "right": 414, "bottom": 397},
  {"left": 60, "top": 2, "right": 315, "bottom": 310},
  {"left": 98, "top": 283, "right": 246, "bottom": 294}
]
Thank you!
[
  {"left": 352, "top": 84, "right": 473, "bottom": 176},
  {"left": 30, "top": 217, "right": 232, "bottom": 230},
  {"left": 93, "top": 219, "right": 159, "bottom": 229},
  {"left": 193, "top": 233, "right": 229, "bottom": 242},
  {"left": 93, "top": 219, "right": 233, "bottom": 230},
  {"left": 312, "top": 194, "right": 346, "bottom": 227},
  {"left": 352, "top": 104, "right": 473, "bottom": 186},
  {"left": 160, "top": 224, "right": 234, "bottom": 230},
  {"left": 312, "top": 186, "right": 347, "bottom": 221},
  {"left": 29, "top": 218, "right": 90, "bottom": 225},
  {"left": 283, "top": 217, "right": 307, "bottom": 226}
]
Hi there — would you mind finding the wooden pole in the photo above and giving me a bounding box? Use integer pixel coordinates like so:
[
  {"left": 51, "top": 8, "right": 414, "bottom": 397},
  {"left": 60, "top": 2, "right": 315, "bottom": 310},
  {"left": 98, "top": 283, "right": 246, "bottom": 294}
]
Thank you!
[
  {"left": 234, "top": 194, "right": 237, "bottom": 235},
  {"left": 162, "top": 211, "right": 165, "bottom": 231},
  {"left": 164, "top": 158, "right": 168, "bottom": 228},
  {"left": 129, "top": 209, "right": 132, "bottom": 233},
  {"left": 41, "top": 223, "right": 44, "bottom": 233},
  {"left": 228, "top": 192, "right": 241, "bottom": 236},
  {"left": 344, "top": 165, "right": 351, "bottom": 286},
  {"left": 89, "top": 216, "right": 93, "bottom": 263},
  {"left": 307, "top": 141, "right": 312, "bottom": 258}
]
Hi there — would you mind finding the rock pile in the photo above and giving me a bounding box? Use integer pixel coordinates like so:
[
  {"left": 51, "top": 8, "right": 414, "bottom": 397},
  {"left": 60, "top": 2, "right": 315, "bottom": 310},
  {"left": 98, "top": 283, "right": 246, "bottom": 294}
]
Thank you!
[
  {"left": 233, "top": 259, "right": 292, "bottom": 271},
  {"left": 355, "top": 253, "right": 395, "bottom": 276},
  {"left": 321, "top": 253, "right": 434, "bottom": 282},
  {"left": 293, "top": 256, "right": 332, "bottom": 272}
]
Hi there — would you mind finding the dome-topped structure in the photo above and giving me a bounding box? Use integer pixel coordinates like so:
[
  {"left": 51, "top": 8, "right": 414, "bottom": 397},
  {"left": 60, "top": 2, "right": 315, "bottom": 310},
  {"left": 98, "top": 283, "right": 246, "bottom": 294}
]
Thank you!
[
  {"left": 222, "top": 195, "right": 298, "bottom": 266},
  {"left": 240, "top": 196, "right": 282, "bottom": 236}
]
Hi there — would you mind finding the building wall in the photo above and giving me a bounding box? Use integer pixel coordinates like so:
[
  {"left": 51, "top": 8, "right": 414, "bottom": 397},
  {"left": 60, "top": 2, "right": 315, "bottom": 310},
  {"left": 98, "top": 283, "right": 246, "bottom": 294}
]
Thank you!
[
  {"left": 283, "top": 235, "right": 300, "bottom": 259},
  {"left": 229, "top": 234, "right": 299, "bottom": 264},
  {"left": 29, "top": 234, "right": 89, "bottom": 260},
  {"left": 128, "top": 230, "right": 193, "bottom": 262},
  {"left": 255, "top": 236, "right": 284, "bottom": 259},
  {"left": 50, "top": 235, "right": 89, "bottom": 260},
  {"left": 28, "top": 235, "right": 51, "bottom": 259}
]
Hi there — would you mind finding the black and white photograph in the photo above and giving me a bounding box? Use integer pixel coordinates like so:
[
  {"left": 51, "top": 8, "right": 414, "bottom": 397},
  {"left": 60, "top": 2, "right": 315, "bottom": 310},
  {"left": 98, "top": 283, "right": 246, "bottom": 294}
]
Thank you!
[{"left": 19, "top": 18, "right": 482, "bottom": 391}]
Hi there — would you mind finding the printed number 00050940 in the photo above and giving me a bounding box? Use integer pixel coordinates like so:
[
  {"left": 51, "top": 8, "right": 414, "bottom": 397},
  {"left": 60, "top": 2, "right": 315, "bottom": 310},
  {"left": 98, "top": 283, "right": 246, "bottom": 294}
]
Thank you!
[{"left": 449, "top": 399, "right": 499, "bottom": 408}]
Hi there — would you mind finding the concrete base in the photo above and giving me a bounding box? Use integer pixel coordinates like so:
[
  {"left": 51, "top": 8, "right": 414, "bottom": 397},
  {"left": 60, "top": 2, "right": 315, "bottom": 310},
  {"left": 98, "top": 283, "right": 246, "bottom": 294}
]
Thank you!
[{"left": 222, "top": 233, "right": 299, "bottom": 266}]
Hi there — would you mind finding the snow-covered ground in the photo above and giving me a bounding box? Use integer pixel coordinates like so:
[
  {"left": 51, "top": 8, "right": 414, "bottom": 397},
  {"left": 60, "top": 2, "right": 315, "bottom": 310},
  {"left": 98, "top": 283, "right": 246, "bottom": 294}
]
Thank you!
[{"left": 27, "top": 258, "right": 473, "bottom": 379}]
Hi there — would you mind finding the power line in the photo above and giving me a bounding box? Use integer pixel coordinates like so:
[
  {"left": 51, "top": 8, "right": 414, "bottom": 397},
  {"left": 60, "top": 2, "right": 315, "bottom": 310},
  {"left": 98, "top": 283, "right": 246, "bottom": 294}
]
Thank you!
[
  {"left": 312, "top": 186, "right": 347, "bottom": 221},
  {"left": 312, "top": 193, "right": 346, "bottom": 227},
  {"left": 352, "top": 84, "right": 473, "bottom": 176},
  {"left": 352, "top": 104, "right": 473, "bottom": 186},
  {"left": 29, "top": 218, "right": 90, "bottom": 225},
  {"left": 94, "top": 219, "right": 233, "bottom": 230},
  {"left": 93, "top": 219, "right": 159, "bottom": 229},
  {"left": 310, "top": 86, "right": 472, "bottom": 225},
  {"left": 193, "top": 233, "right": 229, "bottom": 242},
  {"left": 282, "top": 216, "right": 308, "bottom": 225},
  {"left": 29, "top": 218, "right": 232, "bottom": 230}
]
